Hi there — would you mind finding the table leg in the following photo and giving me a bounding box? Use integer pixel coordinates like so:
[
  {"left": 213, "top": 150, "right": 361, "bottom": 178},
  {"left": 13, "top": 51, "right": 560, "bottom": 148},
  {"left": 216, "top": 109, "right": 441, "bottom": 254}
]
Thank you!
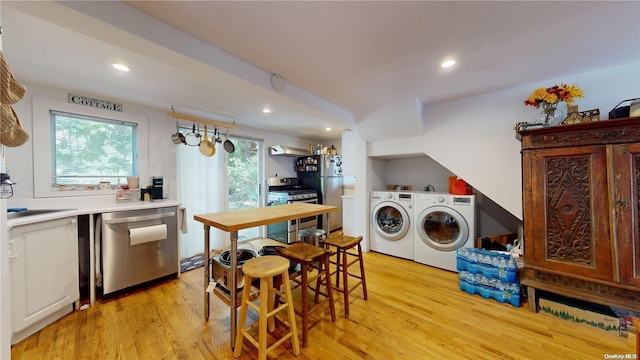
[
  {"left": 230, "top": 230, "right": 238, "bottom": 349},
  {"left": 204, "top": 224, "right": 210, "bottom": 320},
  {"left": 325, "top": 212, "right": 331, "bottom": 237}
]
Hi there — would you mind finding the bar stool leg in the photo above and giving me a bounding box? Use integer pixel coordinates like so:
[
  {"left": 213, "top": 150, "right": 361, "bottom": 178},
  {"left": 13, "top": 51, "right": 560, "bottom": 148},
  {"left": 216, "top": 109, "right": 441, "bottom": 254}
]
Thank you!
[
  {"left": 257, "top": 277, "right": 269, "bottom": 360},
  {"left": 334, "top": 248, "right": 342, "bottom": 289},
  {"left": 267, "top": 276, "right": 275, "bottom": 333},
  {"left": 342, "top": 246, "right": 351, "bottom": 318},
  {"left": 282, "top": 271, "right": 300, "bottom": 356},
  {"left": 300, "top": 263, "right": 309, "bottom": 347},
  {"left": 233, "top": 274, "right": 252, "bottom": 357},
  {"left": 324, "top": 255, "right": 336, "bottom": 322},
  {"left": 358, "top": 243, "right": 368, "bottom": 300}
]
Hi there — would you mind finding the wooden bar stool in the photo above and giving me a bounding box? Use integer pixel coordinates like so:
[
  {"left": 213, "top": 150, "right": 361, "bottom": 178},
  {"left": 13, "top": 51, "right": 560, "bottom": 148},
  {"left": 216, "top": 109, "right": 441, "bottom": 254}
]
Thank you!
[
  {"left": 234, "top": 256, "right": 300, "bottom": 360},
  {"left": 322, "top": 234, "right": 368, "bottom": 319},
  {"left": 276, "top": 242, "right": 336, "bottom": 347}
]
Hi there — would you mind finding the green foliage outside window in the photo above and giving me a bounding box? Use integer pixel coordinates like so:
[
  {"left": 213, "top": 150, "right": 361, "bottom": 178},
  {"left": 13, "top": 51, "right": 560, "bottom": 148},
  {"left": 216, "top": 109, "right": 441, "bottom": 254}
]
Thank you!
[
  {"left": 227, "top": 139, "right": 259, "bottom": 211},
  {"left": 52, "top": 111, "right": 136, "bottom": 186}
]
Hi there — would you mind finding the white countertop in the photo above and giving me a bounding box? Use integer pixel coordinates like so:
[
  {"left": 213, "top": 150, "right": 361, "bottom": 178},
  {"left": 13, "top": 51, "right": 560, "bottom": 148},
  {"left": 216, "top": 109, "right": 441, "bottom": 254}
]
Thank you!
[{"left": 6, "top": 199, "right": 181, "bottom": 229}]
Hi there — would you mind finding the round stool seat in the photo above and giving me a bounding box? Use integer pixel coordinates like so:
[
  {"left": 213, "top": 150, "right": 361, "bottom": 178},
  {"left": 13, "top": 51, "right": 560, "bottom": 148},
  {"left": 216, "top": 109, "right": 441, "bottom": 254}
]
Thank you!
[{"left": 242, "top": 256, "right": 290, "bottom": 278}]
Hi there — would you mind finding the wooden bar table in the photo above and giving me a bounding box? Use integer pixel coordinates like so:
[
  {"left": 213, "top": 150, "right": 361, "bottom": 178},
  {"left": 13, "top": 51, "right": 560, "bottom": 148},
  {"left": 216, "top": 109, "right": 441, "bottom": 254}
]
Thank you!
[{"left": 194, "top": 203, "right": 337, "bottom": 349}]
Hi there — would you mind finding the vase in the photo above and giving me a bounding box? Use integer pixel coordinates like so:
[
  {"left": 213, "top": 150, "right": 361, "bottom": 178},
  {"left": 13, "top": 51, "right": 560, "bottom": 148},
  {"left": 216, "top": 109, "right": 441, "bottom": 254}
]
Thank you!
[{"left": 540, "top": 102, "right": 564, "bottom": 126}]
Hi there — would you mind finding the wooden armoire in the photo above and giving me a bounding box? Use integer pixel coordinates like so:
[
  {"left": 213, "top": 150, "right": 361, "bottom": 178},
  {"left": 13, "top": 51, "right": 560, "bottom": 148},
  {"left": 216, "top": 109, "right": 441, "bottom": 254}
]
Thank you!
[{"left": 518, "top": 116, "right": 640, "bottom": 313}]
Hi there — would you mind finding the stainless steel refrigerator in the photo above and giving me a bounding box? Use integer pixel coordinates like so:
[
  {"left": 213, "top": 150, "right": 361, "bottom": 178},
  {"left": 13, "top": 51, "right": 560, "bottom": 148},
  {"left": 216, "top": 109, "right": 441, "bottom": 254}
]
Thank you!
[{"left": 297, "top": 155, "right": 343, "bottom": 232}]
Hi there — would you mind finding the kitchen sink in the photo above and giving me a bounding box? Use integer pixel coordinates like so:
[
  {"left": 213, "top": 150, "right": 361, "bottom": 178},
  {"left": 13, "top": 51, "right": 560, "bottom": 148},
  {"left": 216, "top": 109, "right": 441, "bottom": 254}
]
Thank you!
[{"left": 7, "top": 209, "right": 75, "bottom": 219}]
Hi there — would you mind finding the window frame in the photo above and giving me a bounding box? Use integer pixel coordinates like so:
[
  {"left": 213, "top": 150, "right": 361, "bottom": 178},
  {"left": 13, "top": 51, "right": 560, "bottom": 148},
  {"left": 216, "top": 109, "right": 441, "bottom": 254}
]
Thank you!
[{"left": 33, "top": 97, "right": 149, "bottom": 198}]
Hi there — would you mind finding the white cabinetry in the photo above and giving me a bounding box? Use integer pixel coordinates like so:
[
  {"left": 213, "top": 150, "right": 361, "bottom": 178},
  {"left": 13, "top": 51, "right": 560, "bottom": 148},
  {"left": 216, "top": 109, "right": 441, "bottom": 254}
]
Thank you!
[
  {"left": 342, "top": 196, "right": 356, "bottom": 236},
  {"left": 9, "top": 216, "right": 78, "bottom": 343}
]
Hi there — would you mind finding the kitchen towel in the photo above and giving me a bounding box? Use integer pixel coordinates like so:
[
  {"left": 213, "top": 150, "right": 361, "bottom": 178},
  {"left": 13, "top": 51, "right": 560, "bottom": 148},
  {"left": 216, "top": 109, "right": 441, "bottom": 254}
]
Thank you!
[
  {"left": 129, "top": 224, "right": 167, "bottom": 246},
  {"left": 178, "top": 206, "right": 188, "bottom": 233}
]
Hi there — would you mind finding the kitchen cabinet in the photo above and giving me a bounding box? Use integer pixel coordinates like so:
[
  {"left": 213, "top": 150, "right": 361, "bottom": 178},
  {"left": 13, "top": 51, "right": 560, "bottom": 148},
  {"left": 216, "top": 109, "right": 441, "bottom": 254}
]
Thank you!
[
  {"left": 9, "top": 216, "right": 79, "bottom": 343},
  {"left": 342, "top": 195, "right": 356, "bottom": 236},
  {"left": 519, "top": 117, "right": 640, "bottom": 313}
]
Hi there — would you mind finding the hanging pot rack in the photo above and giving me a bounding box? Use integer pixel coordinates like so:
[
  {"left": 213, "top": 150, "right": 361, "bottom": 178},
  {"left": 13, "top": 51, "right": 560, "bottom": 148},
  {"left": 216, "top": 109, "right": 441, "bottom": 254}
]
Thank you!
[{"left": 167, "top": 111, "right": 237, "bottom": 130}]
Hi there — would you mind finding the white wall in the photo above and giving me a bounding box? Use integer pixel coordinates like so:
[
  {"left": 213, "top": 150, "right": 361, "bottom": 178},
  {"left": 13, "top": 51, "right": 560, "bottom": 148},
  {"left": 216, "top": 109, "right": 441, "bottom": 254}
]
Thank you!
[
  {"left": 5, "top": 82, "right": 178, "bottom": 203},
  {"left": 4, "top": 81, "right": 332, "bottom": 206},
  {"left": 385, "top": 156, "right": 452, "bottom": 192},
  {"left": 367, "top": 62, "right": 640, "bottom": 220}
]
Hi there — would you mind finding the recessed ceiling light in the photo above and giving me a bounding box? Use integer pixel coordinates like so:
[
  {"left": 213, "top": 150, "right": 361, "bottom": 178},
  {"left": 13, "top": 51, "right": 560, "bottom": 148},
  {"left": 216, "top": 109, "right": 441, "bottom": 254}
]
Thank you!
[
  {"left": 262, "top": 108, "right": 271, "bottom": 113},
  {"left": 112, "top": 63, "right": 130, "bottom": 72},
  {"left": 325, "top": 127, "right": 332, "bottom": 131},
  {"left": 441, "top": 60, "right": 456, "bottom": 68}
]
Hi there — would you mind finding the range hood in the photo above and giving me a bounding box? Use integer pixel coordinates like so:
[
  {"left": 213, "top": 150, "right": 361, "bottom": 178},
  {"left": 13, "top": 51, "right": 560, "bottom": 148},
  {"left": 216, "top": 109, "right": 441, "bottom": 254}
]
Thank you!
[{"left": 270, "top": 145, "right": 310, "bottom": 157}]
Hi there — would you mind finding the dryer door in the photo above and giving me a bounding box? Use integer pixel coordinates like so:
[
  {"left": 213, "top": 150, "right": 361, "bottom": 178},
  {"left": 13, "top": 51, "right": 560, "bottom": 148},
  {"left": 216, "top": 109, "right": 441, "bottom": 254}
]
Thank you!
[
  {"left": 371, "top": 201, "right": 411, "bottom": 241},
  {"left": 416, "top": 206, "right": 469, "bottom": 252}
]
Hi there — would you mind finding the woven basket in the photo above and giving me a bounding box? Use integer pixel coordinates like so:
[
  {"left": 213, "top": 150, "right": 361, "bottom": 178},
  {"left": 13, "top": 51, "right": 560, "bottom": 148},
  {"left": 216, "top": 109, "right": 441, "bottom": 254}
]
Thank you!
[
  {"left": 0, "top": 104, "right": 17, "bottom": 134},
  {"left": 0, "top": 105, "right": 29, "bottom": 147},
  {"left": 0, "top": 51, "right": 27, "bottom": 105}
]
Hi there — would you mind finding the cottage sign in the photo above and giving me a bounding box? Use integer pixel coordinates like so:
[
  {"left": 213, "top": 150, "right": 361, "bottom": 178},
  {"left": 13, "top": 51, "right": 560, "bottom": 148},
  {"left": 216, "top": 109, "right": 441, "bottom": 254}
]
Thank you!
[{"left": 68, "top": 94, "right": 122, "bottom": 112}]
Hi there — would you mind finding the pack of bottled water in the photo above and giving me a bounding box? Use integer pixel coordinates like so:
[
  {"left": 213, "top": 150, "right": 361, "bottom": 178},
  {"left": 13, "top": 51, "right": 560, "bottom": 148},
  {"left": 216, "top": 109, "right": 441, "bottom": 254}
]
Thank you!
[
  {"left": 458, "top": 271, "right": 521, "bottom": 307},
  {"left": 457, "top": 248, "right": 521, "bottom": 307},
  {"left": 456, "top": 248, "right": 517, "bottom": 283}
]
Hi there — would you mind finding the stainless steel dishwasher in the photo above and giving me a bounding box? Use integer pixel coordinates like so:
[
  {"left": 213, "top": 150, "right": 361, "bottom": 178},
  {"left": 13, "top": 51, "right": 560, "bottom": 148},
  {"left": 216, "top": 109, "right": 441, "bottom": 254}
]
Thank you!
[{"left": 101, "top": 206, "right": 178, "bottom": 295}]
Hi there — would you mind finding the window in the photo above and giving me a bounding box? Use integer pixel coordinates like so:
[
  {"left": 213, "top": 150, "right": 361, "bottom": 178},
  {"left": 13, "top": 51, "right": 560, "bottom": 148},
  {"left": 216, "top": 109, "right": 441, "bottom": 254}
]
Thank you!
[
  {"left": 51, "top": 111, "right": 137, "bottom": 186},
  {"left": 32, "top": 97, "right": 148, "bottom": 198}
]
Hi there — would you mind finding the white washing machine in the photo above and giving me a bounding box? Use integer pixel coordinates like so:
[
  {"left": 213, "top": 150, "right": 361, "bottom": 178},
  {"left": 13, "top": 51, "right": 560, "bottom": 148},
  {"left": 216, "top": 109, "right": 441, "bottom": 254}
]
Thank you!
[
  {"left": 413, "top": 192, "right": 476, "bottom": 271},
  {"left": 370, "top": 191, "right": 415, "bottom": 260}
]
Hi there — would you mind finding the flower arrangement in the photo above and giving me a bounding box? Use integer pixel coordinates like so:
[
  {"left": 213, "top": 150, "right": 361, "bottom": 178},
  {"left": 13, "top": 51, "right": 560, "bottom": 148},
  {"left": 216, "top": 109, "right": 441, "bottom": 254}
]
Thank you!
[{"left": 524, "top": 83, "right": 584, "bottom": 108}]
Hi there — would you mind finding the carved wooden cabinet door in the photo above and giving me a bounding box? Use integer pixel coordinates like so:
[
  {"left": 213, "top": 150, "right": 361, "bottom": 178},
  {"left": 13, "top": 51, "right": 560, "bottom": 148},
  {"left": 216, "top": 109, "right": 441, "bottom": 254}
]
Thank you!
[
  {"left": 522, "top": 144, "right": 613, "bottom": 281},
  {"left": 611, "top": 143, "right": 640, "bottom": 287}
]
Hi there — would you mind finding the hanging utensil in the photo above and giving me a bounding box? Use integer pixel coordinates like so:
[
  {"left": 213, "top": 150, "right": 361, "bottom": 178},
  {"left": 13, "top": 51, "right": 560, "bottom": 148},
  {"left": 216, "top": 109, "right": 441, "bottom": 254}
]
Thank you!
[
  {"left": 185, "top": 122, "right": 201, "bottom": 147},
  {"left": 171, "top": 121, "right": 185, "bottom": 144},
  {"left": 199, "top": 125, "right": 216, "bottom": 157},
  {"left": 223, "top": 128, "right": 235, "bottom": 153},
  {"left": 214, "top": 128, "right": 223, "bottom": 143}
]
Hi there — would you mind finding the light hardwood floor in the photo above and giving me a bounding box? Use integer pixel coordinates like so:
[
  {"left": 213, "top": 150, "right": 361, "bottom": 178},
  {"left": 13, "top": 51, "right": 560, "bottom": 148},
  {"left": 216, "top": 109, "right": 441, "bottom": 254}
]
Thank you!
[{"left": 11, "top": 249, "right": 636, "bottom": 359}]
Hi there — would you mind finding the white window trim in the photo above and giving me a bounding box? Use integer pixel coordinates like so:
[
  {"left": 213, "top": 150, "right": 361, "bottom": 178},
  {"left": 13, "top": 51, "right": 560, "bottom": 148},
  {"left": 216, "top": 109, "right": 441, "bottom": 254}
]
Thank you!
[{"left": 32, "top": 97, "right": 149, "bottom": 198}]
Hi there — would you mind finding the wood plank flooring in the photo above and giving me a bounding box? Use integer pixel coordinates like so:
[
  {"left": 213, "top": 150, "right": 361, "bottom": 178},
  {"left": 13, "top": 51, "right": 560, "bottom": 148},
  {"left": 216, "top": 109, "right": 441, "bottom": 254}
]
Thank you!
[{"left": 11, "top": 250, "right": 636, "bottom": 359}]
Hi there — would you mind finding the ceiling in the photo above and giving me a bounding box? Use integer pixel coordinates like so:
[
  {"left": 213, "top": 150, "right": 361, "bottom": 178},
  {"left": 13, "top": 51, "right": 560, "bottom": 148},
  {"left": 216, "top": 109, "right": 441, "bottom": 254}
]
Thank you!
[{"left": 2, "top": 1, "right": 639, "bottom": 142}]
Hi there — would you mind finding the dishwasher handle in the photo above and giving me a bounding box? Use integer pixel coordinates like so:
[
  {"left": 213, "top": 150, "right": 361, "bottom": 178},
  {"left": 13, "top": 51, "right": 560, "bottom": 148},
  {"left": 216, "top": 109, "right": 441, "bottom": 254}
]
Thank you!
[{"left": 103, "top": 211, "right": 176, "bottom": 224}]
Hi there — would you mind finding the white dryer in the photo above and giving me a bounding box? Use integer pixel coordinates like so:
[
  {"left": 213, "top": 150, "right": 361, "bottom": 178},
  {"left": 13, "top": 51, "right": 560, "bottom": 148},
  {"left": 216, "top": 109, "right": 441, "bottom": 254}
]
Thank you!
[
  {"left": 413, "top": 192, "right": 476, "bottom": 271},
  {"left": 370, "top": 191, "right": 415, "bottom": 260}
]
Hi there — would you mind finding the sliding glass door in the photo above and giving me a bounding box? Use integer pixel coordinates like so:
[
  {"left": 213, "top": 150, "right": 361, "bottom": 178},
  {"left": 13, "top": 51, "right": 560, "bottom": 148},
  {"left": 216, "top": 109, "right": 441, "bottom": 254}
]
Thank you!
[{"left": 177, "top": 134, "right": 263, "bottom": 258}]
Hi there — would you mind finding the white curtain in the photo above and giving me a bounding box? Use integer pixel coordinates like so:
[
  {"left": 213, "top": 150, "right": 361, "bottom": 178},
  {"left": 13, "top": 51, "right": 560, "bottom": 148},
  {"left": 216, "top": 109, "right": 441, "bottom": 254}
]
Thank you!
[{"left": 177, "top": 144, "right": 229, "bottom": 258}]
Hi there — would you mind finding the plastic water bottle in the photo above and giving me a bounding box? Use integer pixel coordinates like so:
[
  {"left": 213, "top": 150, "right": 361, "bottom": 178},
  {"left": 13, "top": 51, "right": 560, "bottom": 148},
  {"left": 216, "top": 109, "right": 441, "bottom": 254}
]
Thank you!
[
  {"left": 469, "top": 251, "right": 478, "bottom": 274},
  {"left": 507, "top": 258, "right": 517, "bottom": 283}
]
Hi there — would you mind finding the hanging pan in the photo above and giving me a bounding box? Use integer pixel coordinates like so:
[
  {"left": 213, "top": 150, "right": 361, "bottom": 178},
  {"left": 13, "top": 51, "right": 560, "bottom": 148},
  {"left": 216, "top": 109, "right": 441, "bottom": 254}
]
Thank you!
[
  {"left": 223, "top": 129, "right": 235, "bottom": 153},
  {"left": 171, "top": 121, "right": 185, "bottom": 144},
  {"left": 184, "top": 122, "right": 202, "bottom": 147},
  {"left": 199, "top": 125, "right": 216, "bottom": 157}
]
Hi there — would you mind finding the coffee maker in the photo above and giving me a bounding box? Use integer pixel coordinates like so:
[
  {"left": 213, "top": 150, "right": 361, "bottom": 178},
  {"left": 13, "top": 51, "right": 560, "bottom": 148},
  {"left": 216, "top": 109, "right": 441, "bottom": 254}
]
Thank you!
[{"left": 150, "top": 176, "right": 164, "bottom": 200}]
